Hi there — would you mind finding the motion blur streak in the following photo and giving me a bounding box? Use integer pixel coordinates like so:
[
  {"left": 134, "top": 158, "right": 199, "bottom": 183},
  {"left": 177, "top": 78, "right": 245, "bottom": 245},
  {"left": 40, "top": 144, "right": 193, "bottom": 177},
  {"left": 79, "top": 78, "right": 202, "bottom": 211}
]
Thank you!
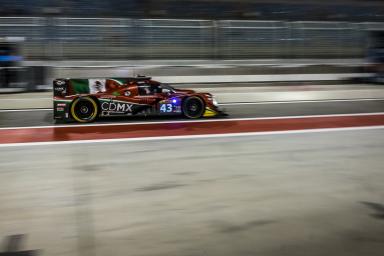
[{"left": 1, "top": 114, "right": 384, "bottom": 145}]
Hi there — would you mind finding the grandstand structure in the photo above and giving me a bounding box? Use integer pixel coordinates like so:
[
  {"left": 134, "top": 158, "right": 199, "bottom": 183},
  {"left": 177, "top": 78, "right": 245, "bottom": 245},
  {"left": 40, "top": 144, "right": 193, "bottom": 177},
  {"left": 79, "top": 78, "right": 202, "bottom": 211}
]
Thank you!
[{"left": 0, "top": 0, "right": 383, "bottom": 21}]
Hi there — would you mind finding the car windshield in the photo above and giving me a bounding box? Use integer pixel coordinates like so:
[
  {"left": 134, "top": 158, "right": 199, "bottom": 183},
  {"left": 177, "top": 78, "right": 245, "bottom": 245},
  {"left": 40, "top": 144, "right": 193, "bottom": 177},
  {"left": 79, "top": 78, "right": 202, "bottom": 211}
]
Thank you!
[{"left": 159, "top": 84, "right": 176, "bottom": 93}]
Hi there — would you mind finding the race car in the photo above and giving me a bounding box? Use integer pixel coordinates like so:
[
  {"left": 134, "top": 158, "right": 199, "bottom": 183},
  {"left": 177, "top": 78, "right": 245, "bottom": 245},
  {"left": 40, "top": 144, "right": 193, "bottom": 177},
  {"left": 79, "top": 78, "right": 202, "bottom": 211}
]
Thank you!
[{"left": 53, "top": 76, "right": 224, "bottom": 123}]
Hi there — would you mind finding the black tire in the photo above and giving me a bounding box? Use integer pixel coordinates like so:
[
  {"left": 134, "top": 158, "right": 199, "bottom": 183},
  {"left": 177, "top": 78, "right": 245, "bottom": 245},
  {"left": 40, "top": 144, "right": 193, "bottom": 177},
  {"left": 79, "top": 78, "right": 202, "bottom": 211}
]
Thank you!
[
  {"left": 70, "top": 97, "right": 99, "bottom": 123},
  {"left": 182, "top": 96, "right": 205, "bottom": 119}
]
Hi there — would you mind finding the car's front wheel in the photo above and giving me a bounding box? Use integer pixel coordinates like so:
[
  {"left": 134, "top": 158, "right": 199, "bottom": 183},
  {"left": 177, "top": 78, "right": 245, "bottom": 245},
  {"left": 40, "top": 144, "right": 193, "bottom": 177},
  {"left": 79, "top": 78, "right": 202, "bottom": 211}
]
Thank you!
[
  {"left": 182, "top": 96, "right": 205, "bottom": 119},
  {"left": 70, "top": 97, "right": 99, "bottom": 123}
]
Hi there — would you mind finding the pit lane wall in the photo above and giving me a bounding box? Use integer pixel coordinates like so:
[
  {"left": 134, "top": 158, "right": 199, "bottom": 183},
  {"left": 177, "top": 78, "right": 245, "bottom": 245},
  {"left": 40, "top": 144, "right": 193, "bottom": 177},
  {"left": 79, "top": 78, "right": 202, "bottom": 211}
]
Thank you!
[
  {"left": 0, "top": 59, "right": 371, "bottom": 93},
  {"left": 2, "top": 84, "right": 384, "bottom": 110}
]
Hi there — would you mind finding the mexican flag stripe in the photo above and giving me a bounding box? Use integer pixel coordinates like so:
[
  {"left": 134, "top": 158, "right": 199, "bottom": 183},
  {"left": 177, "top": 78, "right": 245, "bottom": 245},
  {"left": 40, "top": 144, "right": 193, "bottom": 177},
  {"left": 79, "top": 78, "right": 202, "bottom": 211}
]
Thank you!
[{"left": 70, "top": 79, "right": 90, "bottom": 94}]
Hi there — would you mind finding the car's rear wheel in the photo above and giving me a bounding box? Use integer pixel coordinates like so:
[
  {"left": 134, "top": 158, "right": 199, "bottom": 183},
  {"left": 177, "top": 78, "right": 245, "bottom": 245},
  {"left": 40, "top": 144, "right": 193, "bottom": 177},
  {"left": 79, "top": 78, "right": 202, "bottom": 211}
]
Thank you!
[
  {"left": 182, "top": 96, "right": 205, "bottom": 119},
  {"left": 70, "top": 97, "right": 99, "bottom": 123}
]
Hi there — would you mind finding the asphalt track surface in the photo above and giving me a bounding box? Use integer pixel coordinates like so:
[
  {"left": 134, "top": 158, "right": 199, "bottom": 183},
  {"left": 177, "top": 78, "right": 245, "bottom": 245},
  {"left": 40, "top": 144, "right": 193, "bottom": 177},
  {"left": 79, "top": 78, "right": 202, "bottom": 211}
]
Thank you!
[
  {"left": 0, "top": 126, "right": 384, "bottom": 256},
  {"left": 1, "top": 99, "right": 384, "bottom": 128},
  {"left": 1, "top": 97, "right": 384, "bottom": 255}
]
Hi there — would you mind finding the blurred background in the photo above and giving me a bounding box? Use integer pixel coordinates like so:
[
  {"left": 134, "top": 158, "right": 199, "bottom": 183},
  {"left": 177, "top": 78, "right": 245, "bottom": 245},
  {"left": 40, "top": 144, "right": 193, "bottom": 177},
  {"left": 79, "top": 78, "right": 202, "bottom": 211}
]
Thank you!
[{"left": 0, "top": 0, "right": 383, "bottom": 91}]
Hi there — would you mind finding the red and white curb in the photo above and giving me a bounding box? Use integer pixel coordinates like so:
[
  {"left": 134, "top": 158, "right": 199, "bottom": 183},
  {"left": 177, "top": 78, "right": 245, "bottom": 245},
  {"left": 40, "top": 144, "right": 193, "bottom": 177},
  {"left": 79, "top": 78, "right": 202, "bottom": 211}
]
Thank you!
[{"left": 0, "top": 113, "right": 384, "bottom": 147}]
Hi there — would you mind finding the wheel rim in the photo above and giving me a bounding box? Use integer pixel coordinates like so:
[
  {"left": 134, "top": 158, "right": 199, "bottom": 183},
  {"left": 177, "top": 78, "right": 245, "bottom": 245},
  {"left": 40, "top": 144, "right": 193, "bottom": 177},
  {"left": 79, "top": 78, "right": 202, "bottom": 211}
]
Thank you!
[
  {"left": 185, "top": 98, "right": 204, "bottom": 118},
  {"left": 71, "top": 98, "right": 98, "bottom": 122}
]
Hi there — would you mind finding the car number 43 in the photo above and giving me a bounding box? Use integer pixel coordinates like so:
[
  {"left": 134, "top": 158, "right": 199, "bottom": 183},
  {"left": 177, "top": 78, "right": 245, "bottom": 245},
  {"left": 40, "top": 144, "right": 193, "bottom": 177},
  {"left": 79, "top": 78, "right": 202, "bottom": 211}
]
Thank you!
[{"left": 160, "top": 103, "right": 173, "bottom": 113}]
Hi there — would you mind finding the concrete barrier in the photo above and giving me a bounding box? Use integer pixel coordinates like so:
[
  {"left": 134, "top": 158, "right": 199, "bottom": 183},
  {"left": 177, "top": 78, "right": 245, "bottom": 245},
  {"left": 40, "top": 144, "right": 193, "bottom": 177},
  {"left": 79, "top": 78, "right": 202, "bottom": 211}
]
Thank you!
[{"left": 1, "top": 84, "right": 384, "bottom": 110}]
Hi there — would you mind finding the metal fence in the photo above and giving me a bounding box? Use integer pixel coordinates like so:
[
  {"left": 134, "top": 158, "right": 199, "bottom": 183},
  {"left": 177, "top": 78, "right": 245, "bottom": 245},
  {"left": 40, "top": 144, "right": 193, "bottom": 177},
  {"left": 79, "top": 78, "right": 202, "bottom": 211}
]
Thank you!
[{"left": 0, "top": 17, "right": 382, "bottom": 60}]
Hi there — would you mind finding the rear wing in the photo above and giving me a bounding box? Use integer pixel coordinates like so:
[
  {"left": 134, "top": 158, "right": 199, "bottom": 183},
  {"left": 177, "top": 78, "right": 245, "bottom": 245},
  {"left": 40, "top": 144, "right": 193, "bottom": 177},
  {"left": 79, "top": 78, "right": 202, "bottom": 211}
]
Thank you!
[
  {"left": 53, "top": 78, "right": 93, "bottom": 97},
  {"left": 53, "top": 76, "right": 153, "bottom": 97}
]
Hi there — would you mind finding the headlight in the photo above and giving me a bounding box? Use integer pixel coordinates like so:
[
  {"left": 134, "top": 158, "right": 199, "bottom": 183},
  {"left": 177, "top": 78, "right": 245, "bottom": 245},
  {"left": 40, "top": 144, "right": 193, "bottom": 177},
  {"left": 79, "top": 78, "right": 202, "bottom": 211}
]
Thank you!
[{"left": 212, "top": 97, "right": 219, "bottom": 106}]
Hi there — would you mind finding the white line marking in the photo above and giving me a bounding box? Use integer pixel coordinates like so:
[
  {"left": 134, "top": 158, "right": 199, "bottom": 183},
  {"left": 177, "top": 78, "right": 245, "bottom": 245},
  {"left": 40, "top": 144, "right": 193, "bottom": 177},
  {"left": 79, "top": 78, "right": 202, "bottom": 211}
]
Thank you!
[
  {"left": 0, "top": 108, "right": 52, "bottom": 113},
  {"left": 0, "top": 98, "right": 51, "bottom": 101},
  {"left": 1, "top": 97, "right": 384, "bottom": 113},
  {"left": 220, "top": 98, "right": 384, "bottom": 105},
  {"left": 1, "top": 125, "right": 384, "bottom": 148},
  {"left": 0, "top": 112, "right": 384, "bottom": 131},
  {"left": 152, "top": 73, "right": 371, "bottom": 83}
]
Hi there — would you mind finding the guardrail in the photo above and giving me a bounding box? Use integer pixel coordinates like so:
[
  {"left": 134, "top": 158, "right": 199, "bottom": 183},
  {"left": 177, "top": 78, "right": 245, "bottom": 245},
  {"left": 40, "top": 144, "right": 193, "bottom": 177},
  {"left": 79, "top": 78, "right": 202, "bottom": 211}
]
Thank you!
[{"left": 0, "top": 17, "right": 382, "bottom": 60}]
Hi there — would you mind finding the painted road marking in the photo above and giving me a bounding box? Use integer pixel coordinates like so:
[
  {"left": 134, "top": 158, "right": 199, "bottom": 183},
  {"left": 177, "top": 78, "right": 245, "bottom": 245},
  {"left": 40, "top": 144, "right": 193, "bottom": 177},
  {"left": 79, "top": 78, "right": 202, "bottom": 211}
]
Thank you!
[
  {"left": 0, "top": 108, "right": 52, "bottom": 113},
  {"left": 220, "top": 98, "right": 384, "bottom": 105},
  {"left": 1, "top": 125, "right": 384, "bottom": 148},
  {"left": 1, "top": 112, "right": 384, "bottom": 130},
  {"left": 1, "top": 98, "right": 384, "bottom": 113},
  {"left": 0, "top": 98, "right": 51, "bottom": 101},
  {"left": 0, "top": 113, "right": 384, "bottom": 146}
]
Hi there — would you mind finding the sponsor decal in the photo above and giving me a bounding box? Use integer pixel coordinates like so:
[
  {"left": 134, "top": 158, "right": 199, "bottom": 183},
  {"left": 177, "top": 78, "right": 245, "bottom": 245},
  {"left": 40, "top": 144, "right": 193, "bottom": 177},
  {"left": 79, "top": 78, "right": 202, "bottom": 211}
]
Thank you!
[
  {"left": 57, "top": 103, "right": 67, "bottom": 107},
  {"left": 101, "top": 102, "right": 133, "bottom": 113},
  {"left": 160, "top": 103, "right": 173, "bottom": 113},
  {"left": 54, "top": 80, "right": 67, "bottom": 96},
  {"left": 54, "top": 86, "right": 66, "bottom": 93},
  {"left": 56, "top": 107, "right": 65, "bottom": 111},
  {"left": 54, "top": 86, "right": 65, "bottom": 91},
  {"left": 55, "top": 80, "right": 65, "bottom": 86}
]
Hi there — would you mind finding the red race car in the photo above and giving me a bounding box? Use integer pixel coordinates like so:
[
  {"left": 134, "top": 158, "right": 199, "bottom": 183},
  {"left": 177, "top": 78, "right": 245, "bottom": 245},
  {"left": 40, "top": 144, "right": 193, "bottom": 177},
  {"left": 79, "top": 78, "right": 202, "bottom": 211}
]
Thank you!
[{"left": 53, "top": 76, "right": 224, "bottom": 123}]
